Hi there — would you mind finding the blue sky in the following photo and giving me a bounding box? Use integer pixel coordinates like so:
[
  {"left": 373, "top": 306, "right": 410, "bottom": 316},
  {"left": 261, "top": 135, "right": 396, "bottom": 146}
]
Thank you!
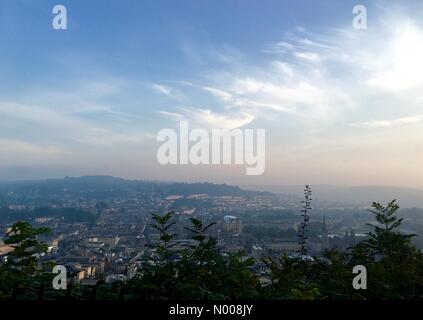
[{"left": 1, "top": 0, "right": 423, "bottom": 188}]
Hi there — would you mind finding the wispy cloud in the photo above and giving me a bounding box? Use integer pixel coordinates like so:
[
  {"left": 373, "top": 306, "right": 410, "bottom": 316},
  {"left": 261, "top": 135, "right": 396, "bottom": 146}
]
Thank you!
[
  {"left": 181, "top": 108, "right": 255, "bottom": 129},
  {"left": 293, "top": 51, "right": 321, "bottom": 62},
  {"left": 173, "top": 12, "right": 423, "bottom": 132},
  {"left": 151, "top": 83, "right": 181, "bottom": 98},
  {"left": 202, "top": 86, "right": 233, "bottom": 102},
  {"left": 0, "top": 78, "right": 153, "bottom": 152},
  {"left": 159, "top": 107, "right": 254, "bottom": 130},
  {"left": 0, "top": 139, "right": 71, "bottom": 166},
  {"left": 350, "top": 115, "right": 423, "bottom": 128},
  {"left": 68, "top": 128, "right": 150, "bottom": 146}
]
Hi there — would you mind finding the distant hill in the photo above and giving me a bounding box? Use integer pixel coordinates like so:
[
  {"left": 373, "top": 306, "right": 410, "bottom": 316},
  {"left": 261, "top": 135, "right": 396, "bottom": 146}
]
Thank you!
[
  {"left": 0, "top": 175, "right": 270, "bottom": 201},
  {"left": 3, "top": 177, "right": 422, "bottom": 208},
  {"left": 244, "top": 184, "right": 423, "bottom": 208}
]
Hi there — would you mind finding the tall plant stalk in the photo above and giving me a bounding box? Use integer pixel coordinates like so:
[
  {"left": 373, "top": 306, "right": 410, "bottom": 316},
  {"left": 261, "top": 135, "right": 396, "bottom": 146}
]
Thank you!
[{"left": 297, "top": 185, "right": 312, "bottom": 260}]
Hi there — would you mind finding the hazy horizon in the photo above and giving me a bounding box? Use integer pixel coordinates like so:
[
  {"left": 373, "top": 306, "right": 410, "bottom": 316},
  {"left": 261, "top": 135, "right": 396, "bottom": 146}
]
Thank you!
[{"left": 3, "top": 173, "right": 423, "bottom": 194}]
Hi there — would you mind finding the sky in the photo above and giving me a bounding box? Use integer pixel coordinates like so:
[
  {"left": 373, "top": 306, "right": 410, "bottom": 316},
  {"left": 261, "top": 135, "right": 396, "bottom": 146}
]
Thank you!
[{"left": 1, "top": 0, "right": 423, "bottom": 188}]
